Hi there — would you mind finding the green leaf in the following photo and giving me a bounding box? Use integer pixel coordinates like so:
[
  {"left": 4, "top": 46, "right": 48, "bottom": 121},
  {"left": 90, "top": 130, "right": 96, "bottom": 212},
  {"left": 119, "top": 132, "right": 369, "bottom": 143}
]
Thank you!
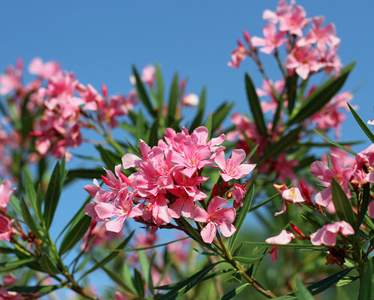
[
  {"left": 229, "top": 184, "right": 255, "bottom": 251},
  {"left": 189, "top": 86, "right": 206, "bottom": 132},
  {"left": 245, "top": 73, "right": 267, "bottom": 138},
  {"left": 157, "top": 261, "right": 223, "bottom": 299},
  {"left": 24, "top": 169, "right": 40, "bottom": 219},
  {"left": 288, "top": 62, "right": 355, "bottom": 126},
  {"left": 132, "top": 65, "right": 157, "bottom": 118},
  {"left": 40, "top": 254, "right": 60, "bottom": 275},
  {"left": 307, "top": 268, "right": 353, "bottom": 295},
  {"left": 260, "top": 127, "right": 302, "bottom": 163},
  {"left": 43, "top": 161, "right": 61, "bottom": 229},
  {"left": 331, "top": 178, "right": 356, "bottom": 226},
  {"left": 59, "top": 214, "right": 92, "bottom": 255},
  {"left": 7, "top": 285, "right": 63, "bottom": 294},
  {"left": 219, "top": 283, "right": 249, "bottom": 300},
  {"left": 166, "top": 73, "right": 179, "bottom": 127},
  {"left": 313, "top": 130, "right": 357, "bottom": 155},
  {"left": 148, "top": 119, "right": 159, "bottom": 147},
  {"left": 358, "top": 260, "right": 373, "bottom": 300},
  {"left": 95, "top": 145, "right": 121, "bottom": 170},
  {"left": 348, "top": 102, "right": 374, "bottom": 143},
  {"left": 113, "top": 237, "right": 189, "bottom": 252},
  {"left": 0, "top": 258, "right": 38, "bottom": 272},
  {"left": 286, "top": 73, "right": 298, "bottom": 115},
  {"left": 79, "top": 231, "right": 134, "bottom": 280},
  {"left": 8, "top": 193, "right": 22, "bottom": 217},
  {"left": 21, "top": 197, "right": 44, "bottom": 241},
  {"left": 102, "top": 265, "right": 137, "bottom": 295},
  {"left": 294, "top": 277, "right": 314, "bottom": 300},
  {"left": 211, "top": 101, "right": 234, "bottom": 134},
  {"left": 232, "top": 255, "right": 265, "bottom": 264},
  {"left": 155, "top": 63, "right": 164, "bottom": 110},
  {"left": 205, "top": 114, "right": 213, "bottom": 139},
  {"left": 0, "top": 247, "right": 15, "bottom": 254},
  {"left": 65, "top": 168, "right": 104, "bottom": 184},
  {"left": 135, "top": 109, "right": 146, "bottom": 144},
  {"left": 138, "top": 250, "right": 150, "bottom": 291},
  {"left": 133, "top": 268, "right": 145, "bottom": 298},
  {"left": 356, "top": 183, "right": 370, "bottom": 232}
]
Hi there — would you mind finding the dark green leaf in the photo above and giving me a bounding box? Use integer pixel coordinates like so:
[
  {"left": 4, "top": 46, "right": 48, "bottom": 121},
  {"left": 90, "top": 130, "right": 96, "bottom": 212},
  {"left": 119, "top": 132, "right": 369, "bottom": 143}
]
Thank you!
[
  {"left": 8, "top": 193, "right": 22, "bottom": 217},
  {"left": 219, "top": 283, "right": 249, "bottom": 300},
  {"left": 205, "top": 114, "right": 213, "bottom": 139},
  {"left": 132, "top": 65, "right": 157, "bottom": 118},
  {"left": 147, "top": 119, "right": 159, "bottom": 147},
  {"left": 79, "top": 231, "right": 134, "bottom": 280},
  {"left": 288, "top": 62, "right": 355, "bottom": 126},
  {"left": 211, "top": 101, "right": 234, "bottom": 134},
  {"left": 95, "top": 145, "right": 121, "bottom": 170},
  {"left": 261, "top": 127, "right": 302, "bottom": 163},
  {"left": 65, "top": 168, "right": 104, "bottom": 184},
  {"left": 331, "top": 178, "right": 356, "bottom": 226},
  {"left": 24, "top": 169, "right": 40, "bottom": 219},
  {"left": 40, "top": 254, "right": 60, "bottom": 275},
  {"left": 232, "top": 255, "right": 265, "bottom": 264},
  {"left": 358, "top": 260, "right": 373, "bottom": 300},
  {"left": 313, "top": 130, "right": 357, "bottom": 155},
  {"left": 158, "top": 261, "right": 223, "bottom": 299},
  {"left": 133, "top": 268, "right": 145, "bottom": 298},
  {"left": 166, "top": 73, "right": 179, "bottom": 127},
  {"left": 348, "top": 102, "right": 374, "bottom": 143},
  {"left": 229, "top": 184, "right": 255, "bottom": 251},
  {"left": 245, "top": 73, "right": 267, "bottom": 138},
  {"left": 43, "top": 161, "right": 61, "bottom": 229},
  {"left": 155, "top": 63, "right": 164, "bottom": 110},
  {"left": 356, "top": 183, "right": 370, "bottom": 232},
  {"left": 286, "top": 73, "right": 298, "bottom": 115},
  {"left": 189, "top": 86, "right": 206, "bottom": 132},
  {"left": 21, "top": 197, "right": 44, "bottom": 240},
  {"left": 294, "top": 277, "right": 314, "bottom": 300},
  {"left": 0, "top": 246, "right": 15, "bottom": 254},
  {"left": 102, "top": 265, "right": 137, "bottom": 294},
  {"left": 7, "top": 285, "right": 63, "bottom": 294},
  {"left": 59, "top": 214, "right": 92, "bottom": 255},
  {"left": 0, "top": 258, "right": 38, "bottom": 272}
]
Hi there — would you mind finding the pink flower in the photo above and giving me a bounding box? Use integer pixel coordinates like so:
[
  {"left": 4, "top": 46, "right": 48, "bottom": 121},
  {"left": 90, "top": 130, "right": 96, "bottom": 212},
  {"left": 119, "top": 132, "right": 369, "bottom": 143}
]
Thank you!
[
  {"left": 28, "top": 57, "right": 60, "bottom": 79},
  {"left": 368, "top": 201, "right": 374, "bottom": 219},
  {"left": 0, "top": 214, "right": 15, "bottom": 242},
  {"left": 311, "top": 154, "right": 353, "bottom": 213},
  {"left": 3, "top": 273, "right": 17, "bottom": 286},
  {"left": 310, "top": 221, "right": 354, "bottom": 246},
  {"left": 0, "top": 179, "right": 16, "bottom": 211},
  {"left": 265, "top": 230, "right": 295, "bottom": 244},
  {"left": 286, "top": 45, "right": 323, "bottom": 80},
  {"left": 214, "top": 149, "right": 256, "bottom": 182},
  {"left": 194, "top": 196, "right": 236, "bottom": 244},
  {"left": 251, "top": 23, "right": 287, "bottom": 54},
  {"left": 279, "top": 4, "right": 309, "bottom": 36},
  {"left": 273, "top": 184, "right": 305, "bottom": 216},
  {"left": 228, "top": 44, "right": 247, "bottom": 68}
]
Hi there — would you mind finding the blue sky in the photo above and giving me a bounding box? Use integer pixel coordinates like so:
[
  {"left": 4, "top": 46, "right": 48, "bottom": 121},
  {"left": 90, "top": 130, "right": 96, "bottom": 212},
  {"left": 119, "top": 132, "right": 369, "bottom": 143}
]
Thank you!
[{"left": 1, "top": 1, "right": 374, "bottom": 291}]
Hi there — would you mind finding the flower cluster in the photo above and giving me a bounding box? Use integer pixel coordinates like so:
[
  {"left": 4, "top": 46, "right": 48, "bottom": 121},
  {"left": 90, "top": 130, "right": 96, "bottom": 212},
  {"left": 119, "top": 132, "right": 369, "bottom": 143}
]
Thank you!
[{"left": 84, "top": 126, "right": 255, "bottom": 244}]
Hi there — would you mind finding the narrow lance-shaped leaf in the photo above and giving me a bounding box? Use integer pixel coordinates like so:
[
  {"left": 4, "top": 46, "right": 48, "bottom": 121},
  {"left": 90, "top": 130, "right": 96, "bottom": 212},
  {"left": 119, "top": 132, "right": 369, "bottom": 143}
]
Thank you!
[
  {"left": 132, "top": 65, "right": 157, "bottom": 118},
  {"left": 356, "top": 183, "right": 370, "bottom": 232},
  {"left": 189, "top": 86, "right": 206, "bottom": 132},
  {"left": 294, "top": 277, "right": 314, "bottom": 300},
  {"left": 166, "top": 73, "right": 179, "bottom": 127},
  {"left": 205, "top": 114, "right": 213, "bottom": 140},
  {"left": 79, "top": 230, "right": 135, "bottom": 280},
  {"left": 219, "top": 283, "right": 249, "bottom": 300},
  {"left": 331, "top": 178, "right": 356, "bottom": 227},
  {"left": 40, "top": 254, "right": 60, "bottom": 275},
  {"left": 59, "top": 214, "right": 92, "bottom": 255},
  {"left": 133, "top": 268, "right": 145, "bottom": 298},
  {"left": 229, "top": 184, "right": 255, "bottom": 251},
  {"left": 155, "top": 63, "right": 164, "bottom": 110},
  {"left": 313, "top": 130, "right": 357, "bottom": 156},
  {"left": 245, "top": 73, "right": 268, "bottom": 139},
  {"left": 43, "top": 161, "right": 61, "bottom": 230},
  {"left": 348, "top": 102, "right": 374, "bottom": 144},
  {"left": 211, "top": 101, "right": 234, "bottom": 134},
  {"left": 287, "top": 62, "right": 355, "bottom": 126},
  {"left": 286, "top": 73, "right": 298, "bottom": 115},
  {"left": 21, "top": 197, "right": 44, "bottom": 241},
  {"left": 358, "top": 259, "right": 373, "bottom": 300},
  {"left": 24, "top": 169, "right": 41, "bottom": 220}
]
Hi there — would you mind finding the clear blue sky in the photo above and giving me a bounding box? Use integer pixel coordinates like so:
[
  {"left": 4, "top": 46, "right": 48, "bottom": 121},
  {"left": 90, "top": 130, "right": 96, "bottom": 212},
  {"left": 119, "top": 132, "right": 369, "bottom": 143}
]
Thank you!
[{"left": 1, "top": 1, "right": 374, "bottom": 291}]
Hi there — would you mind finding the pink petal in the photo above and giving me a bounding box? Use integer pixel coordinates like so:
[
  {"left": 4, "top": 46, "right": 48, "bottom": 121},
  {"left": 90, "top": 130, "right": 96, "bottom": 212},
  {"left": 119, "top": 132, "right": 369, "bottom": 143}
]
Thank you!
[
  {"left": 200, "top": 223, "right": 216, "bottom": 244},
  {"left": 265, "top": 230, "right": 294, "bottom": 244}
]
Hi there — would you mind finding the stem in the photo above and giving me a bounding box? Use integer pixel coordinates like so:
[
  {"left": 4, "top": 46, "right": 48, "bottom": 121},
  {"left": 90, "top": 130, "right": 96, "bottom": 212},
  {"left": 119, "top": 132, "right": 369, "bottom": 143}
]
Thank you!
[{"left": 216, "top": 233, "right": 276, "bottom": 298}]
